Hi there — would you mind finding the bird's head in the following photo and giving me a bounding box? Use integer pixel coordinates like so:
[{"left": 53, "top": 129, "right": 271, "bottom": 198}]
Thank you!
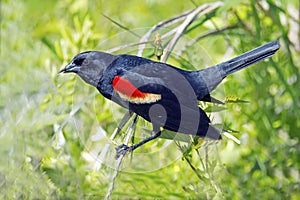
[{"left": 59, "top": 51, "right": 115, "bottom": 87}]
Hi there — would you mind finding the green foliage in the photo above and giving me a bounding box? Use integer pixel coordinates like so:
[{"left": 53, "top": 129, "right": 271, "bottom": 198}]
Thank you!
[{"left": 1, "top": 0, "right": 299, "bottom": 199}]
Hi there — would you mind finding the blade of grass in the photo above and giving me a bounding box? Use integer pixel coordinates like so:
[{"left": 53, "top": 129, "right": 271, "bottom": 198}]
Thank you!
[
  {"left": 250, "top": 0, "right": 262, "bottom": 41},
  {"left": 102, "top": 13, "right": 141, "bottom": 38}
]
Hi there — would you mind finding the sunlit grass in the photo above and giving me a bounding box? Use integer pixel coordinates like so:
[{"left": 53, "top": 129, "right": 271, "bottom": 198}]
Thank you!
[{"left": 1, "top": 0, "right": 299, "bottom": 199}]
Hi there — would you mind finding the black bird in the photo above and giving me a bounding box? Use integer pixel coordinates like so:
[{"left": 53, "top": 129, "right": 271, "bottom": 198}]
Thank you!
[{"left": 59, "top": 41, "right": 280, "bottom": 158}]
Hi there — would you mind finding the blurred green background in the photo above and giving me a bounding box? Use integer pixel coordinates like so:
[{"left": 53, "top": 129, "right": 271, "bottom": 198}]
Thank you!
[{"left": 1, "top": 0, "right": 299, "bottom": 199}]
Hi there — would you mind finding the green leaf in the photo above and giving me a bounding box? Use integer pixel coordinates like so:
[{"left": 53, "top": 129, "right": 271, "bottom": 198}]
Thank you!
[
  {"left": 225, "top": 95, "right": 249, "bottom": 103},
  {"left": 204, "top": 105, "right": 227, "bottom": 112}
]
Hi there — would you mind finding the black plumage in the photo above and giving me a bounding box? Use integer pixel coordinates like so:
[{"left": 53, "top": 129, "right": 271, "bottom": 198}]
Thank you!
[{"left": 59, "top": 40, "right": 280, "bottom": 158}]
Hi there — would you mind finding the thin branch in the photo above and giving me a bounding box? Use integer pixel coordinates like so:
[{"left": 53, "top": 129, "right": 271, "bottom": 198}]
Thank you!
[
  {"left": 161, "top": 2, "right": 224, "bottom": 62},
  {"left": 94, "top": 112, "right": 133, "bottom": 171},
  {"left": 105, "top": 41, "right": 151, "bottom": 53},
  {"left": 137, "top": 9, "right": 195, "bottom": 56},
  {"left": 188, "top": 25, "right": 238, "bottom": 47},
  {"left": 104, "top": 113, "right": 138, "bottom": 200},
  {"left": 104, "top": 152, "right": 126, "bottom": 200},
  {"left": 110, "top": 111, "right": 134, "bottom": 141},
  {"left": 175, "top": 141, "right": 205, "bottom": 181},
  {"left": 177, "top": 25, "right": 238, "bottom": 56}
]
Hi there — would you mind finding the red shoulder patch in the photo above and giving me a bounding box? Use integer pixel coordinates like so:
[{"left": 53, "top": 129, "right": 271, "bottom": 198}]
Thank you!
[{"left": 112, "top": 75, "right": 161, "bottom": 104}]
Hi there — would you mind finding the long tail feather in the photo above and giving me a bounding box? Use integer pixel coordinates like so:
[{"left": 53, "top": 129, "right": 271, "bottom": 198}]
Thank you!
[
  {"left": 217, "top": 40, "right": 280, "bottom": 76},
  {"left": 197, "top": 41, "right": 280, "bottom": 93}
]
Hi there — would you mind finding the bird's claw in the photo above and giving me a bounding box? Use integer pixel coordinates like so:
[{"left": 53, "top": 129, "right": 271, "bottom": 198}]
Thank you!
[{"left": 115, "top": 144, "right": 132, "bottom": 159}]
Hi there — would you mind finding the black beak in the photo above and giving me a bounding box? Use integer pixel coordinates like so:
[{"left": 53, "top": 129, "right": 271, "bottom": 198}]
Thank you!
[{"left": 58, "top": 62, "right": 80, "bottom": 74}]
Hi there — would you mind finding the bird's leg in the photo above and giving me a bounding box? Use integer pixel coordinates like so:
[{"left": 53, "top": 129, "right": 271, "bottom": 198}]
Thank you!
[
  {"left": 110, "top": 111, "right": 133, "bottom": 141},
  {"left": 95, "top": 112, "right": 134, "bottom": 167},
  {"left": 115, "top": 126, "right": 161, "bottom": 159}
]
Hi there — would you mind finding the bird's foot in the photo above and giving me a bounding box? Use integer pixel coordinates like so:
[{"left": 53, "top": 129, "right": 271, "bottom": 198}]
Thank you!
[{"left": 115, "top": 144, "right": 133, "bottom": 159}]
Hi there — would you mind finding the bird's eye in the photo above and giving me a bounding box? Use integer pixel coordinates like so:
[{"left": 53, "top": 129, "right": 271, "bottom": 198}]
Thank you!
[
  {"left": 74, "top": 58, "right": 84, "bottom": 66},
  {"left": 82, "top": 59, "right": 89, "bottom": 65}
]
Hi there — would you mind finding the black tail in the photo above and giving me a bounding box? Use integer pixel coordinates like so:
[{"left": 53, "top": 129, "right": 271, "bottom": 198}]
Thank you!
[
  {"left": 217, "top": 40, "right": 280, "bottom": 77},
  {"left": 197, "top": 41, "right": 280, "bottom": 92},
  {"left": 206, "top": 125, "right": 222, "bottom": 140}
]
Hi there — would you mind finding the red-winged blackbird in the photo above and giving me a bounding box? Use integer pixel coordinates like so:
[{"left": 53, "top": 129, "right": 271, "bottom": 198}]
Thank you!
[{"left": 59, "top": 41, "right": 280, "bottom": 158}]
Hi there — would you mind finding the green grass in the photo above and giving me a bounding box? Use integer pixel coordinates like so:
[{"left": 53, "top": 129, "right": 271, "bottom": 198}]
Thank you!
[{"left": 1, "top": 0, "right": 299, "bottom": 199}]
